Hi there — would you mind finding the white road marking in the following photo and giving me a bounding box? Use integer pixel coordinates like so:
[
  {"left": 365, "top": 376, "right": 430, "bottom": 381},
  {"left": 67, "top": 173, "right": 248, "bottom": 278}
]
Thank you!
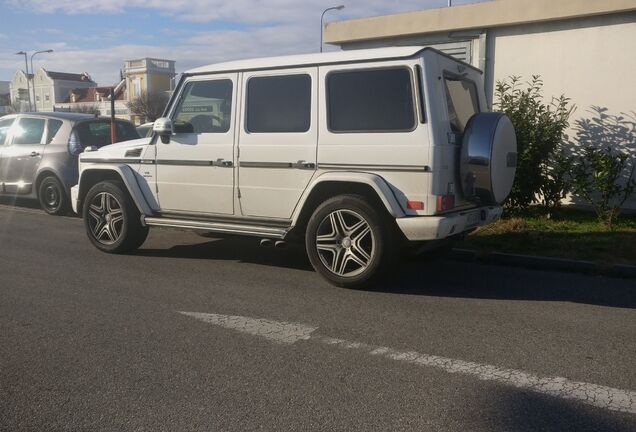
[
  {"left": 178, "top": 311, "right": 317, "bottom": 344},
  {"left": 180, "top": 311, "right": 636, "bottom": 415}
]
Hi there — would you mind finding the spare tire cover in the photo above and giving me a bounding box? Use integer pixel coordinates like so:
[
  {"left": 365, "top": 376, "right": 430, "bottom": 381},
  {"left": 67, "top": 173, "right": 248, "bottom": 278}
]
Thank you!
[{"left": 459, "top": 112, "right": 517, "bottom": 205}]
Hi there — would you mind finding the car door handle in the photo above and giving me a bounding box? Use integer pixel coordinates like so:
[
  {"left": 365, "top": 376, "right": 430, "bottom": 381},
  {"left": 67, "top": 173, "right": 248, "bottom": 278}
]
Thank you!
[
  {"left": 216, "top": 159, "right": 233, "bottom": 167},
  {"left": 296, "top": 160, "right": 316, "bottom": 169},
  {"left": 30, "top": 151, "right": 40, "bottom": 157}
]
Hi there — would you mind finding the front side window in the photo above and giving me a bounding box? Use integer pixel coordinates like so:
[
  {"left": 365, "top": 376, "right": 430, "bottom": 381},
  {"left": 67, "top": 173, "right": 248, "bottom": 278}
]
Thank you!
[
  {"left": 246, "top": 74, "right": 311, "bottom": 133},
  {"left": 444, "top": 76, "right": 479, "bottom": 134},
  {"left": 0, "top": 118, "right": 15, "bottom": 145},
  {"left": 13, "top": 118, "right": 45, "bottom": 145},
  {"left": 172, "top": 79, "right": 233, "bottom": 134},
  {"left": 327, "top": 68, "right": 415, "bottom": 132}
]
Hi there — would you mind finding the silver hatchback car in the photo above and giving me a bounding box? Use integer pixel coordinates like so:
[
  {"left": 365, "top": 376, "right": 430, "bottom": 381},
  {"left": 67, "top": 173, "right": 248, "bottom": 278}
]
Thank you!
[{"left": 0, "top": 112, "right": 139, "bottom": 215}]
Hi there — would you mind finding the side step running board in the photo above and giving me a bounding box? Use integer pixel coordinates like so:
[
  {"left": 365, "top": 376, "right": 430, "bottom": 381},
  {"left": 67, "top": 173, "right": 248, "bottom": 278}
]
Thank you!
[{"left": 143, "top": 216, "right": 288, "bottom": 239}]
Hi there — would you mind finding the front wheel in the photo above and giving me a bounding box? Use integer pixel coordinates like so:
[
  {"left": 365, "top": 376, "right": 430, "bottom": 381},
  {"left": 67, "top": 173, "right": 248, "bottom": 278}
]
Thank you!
[
  {"left": 305, "top": 195, "right": 398, "bottom": 288},
  {"left": 82, "top": 181, "right": 148, "bottom": 253}
]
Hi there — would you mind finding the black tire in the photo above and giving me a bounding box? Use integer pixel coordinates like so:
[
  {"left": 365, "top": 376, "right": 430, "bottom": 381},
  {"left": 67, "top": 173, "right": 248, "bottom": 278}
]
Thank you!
[
  {"left": 82, "top": 181, "right": 148, "bottom": 253},
  {"left": 305, "top": 194, "right": 398, "bottom": 288},
  {"left": 38, "top": 176, "right": 69, "bottom": 216}
]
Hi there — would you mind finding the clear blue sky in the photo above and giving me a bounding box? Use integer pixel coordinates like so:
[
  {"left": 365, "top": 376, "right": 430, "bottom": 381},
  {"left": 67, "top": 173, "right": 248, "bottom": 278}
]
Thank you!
[{"left": 0, "top": 0, "right": 489, "bottom": 85}]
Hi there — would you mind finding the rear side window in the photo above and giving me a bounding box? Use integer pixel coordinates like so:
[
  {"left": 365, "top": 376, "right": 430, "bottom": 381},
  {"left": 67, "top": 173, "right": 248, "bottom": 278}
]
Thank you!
[
  {"left": 0, "top": 118, "right": 15, "bottom": 145},
  {"left": 444, "top": 77, "right": 480, "bottom": 134},
  {"left": 13, "top": 118, "right": 46, "bottom": 145},
  {"left": 246, "top": 74, "right": 311, "bottom": 133},
  {"left": 327, "top": 68, "right": 415, "bottom": 132},
  {"left": 46, "top": 120, "right": 63, "bottom": 144},
  {"left": 74, "top": 121, "right": 139, "bottom": 148}
]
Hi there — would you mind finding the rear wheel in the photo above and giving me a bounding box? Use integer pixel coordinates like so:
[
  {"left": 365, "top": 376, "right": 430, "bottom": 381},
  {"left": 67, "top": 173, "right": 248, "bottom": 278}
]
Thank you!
[
  {"left": 82, "top": 181, "right": 148, "bottom": 253},
  {"left": 38, "top": 175, "right": 69, "bottom": 216},
  {"left": 305, "top": 195, "right": 398, "bottom": 288}
]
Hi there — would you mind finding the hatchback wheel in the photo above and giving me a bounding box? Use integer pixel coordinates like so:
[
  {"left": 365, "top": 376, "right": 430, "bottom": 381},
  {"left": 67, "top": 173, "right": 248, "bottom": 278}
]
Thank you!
[
  {"left": 305, "top": 195, "right": 397, "bottom": 288},
  {"left": 38, "top": 176, "right": 69, "bottom": 215},
  {"left": 83, "top": 181, "right": 148, "bottom": 253}
]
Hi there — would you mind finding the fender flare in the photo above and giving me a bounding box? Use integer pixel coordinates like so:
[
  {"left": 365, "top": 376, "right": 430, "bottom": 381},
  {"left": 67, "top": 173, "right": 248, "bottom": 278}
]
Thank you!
[
  {"left": 78, "top": 164, "right": 154, "bottom": 216},
  {"left": 291, "top": 171, "right": 406, "bottom": 226}
]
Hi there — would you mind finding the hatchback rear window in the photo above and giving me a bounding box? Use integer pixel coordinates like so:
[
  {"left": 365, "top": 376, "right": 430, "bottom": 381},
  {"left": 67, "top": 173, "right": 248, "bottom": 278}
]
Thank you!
[
  {"left": 75, "top": 120, "right": 140, "bottom": 148},
  {"left": 444, "top": 76, "right": 480, "bottom": 134}
]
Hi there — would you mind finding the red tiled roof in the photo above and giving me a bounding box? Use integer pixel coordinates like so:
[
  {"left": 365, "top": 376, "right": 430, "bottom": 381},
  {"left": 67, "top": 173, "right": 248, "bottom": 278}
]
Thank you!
[{"left": 64, "top": 82, "right": 126, "bottom": 103}]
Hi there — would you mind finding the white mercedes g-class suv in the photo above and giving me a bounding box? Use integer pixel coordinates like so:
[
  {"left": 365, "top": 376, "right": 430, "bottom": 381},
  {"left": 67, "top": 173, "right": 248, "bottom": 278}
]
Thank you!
[{"left": 71, "top": 47, "right": 516, "bottom": 288}]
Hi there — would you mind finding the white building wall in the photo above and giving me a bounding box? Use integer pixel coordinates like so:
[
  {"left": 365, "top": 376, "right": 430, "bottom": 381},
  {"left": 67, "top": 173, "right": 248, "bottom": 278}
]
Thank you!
[{"left": 486, "top": 13, "right": 636, "bottom": 121}]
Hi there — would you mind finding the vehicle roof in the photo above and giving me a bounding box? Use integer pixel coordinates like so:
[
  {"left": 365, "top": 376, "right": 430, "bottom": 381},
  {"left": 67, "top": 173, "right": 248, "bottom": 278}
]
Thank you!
[
  {"left": 186, "top": 46, "right": 428, "bottom": 75},
  {"left": 1, "top": 112, "right": 133, "bottom": 124}
]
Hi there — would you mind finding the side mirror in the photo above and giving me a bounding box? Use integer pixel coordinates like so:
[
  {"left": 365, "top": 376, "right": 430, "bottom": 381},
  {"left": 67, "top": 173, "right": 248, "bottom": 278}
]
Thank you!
[{"left": 153, "top": 117, "right": 173, "bottom": 144}]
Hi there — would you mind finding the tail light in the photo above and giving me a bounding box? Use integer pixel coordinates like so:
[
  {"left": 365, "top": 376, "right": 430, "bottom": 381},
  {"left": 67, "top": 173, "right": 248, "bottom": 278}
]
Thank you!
[
  {"left": 436, "top": 194, "right": 455, "bottom": 213},
  {"left": 68, "top": 130, "right": 82, "bottom": 156}
]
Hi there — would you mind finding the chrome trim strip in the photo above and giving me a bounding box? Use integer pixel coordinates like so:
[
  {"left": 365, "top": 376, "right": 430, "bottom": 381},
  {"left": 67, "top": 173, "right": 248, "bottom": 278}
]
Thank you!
[
  {"left": 81, "top": 159, "right": 233, "bottom": 167},
  {"left": 239, "top": 161, "right": 293, "bottom": 169},
  {"left": 81, "top": 158, "right": 141, "bottom": 164},
  {"left": 156, "top": 159, "right": 215, "bottom": 166},
  {"left": 144, "top": 217, "right": 288, "bottom": 239},
  {"left": 318, "top": 163, "right": 431, "bottom": 172}
]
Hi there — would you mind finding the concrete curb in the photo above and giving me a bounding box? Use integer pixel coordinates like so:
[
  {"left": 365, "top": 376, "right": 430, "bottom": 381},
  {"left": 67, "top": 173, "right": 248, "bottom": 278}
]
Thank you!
[{"left": 450, "top": 248, "right": 636, "bottom": 279}]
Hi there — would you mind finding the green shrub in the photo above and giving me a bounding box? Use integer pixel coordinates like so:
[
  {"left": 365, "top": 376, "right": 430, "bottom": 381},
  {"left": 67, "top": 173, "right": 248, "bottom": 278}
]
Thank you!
[
  {"left": 570, "top": 108, "right": 636, "bottom": 227},
  {"left": 494, "top": 76, "right": 574, "bottom": 210}
]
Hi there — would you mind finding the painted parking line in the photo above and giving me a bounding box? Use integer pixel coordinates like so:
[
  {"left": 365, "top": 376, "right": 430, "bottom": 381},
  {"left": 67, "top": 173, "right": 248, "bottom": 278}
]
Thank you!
[{"left": 179, "top": 311, "right": 636, "bottom": 415}]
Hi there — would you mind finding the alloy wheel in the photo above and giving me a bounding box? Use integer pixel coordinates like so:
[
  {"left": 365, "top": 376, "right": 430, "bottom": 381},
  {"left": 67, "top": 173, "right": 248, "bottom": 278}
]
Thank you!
[
  {"left": 87, "top": 192, "right": 124, "bottom": 245},
  {"left": 315, "top": 209, "right": 375, "bottom": 277}
]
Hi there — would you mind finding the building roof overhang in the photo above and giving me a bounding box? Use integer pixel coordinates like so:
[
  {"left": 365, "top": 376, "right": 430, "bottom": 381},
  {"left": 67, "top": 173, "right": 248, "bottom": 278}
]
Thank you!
[{"left": 324, "top": 0, "right": 636, "bottom": 44}]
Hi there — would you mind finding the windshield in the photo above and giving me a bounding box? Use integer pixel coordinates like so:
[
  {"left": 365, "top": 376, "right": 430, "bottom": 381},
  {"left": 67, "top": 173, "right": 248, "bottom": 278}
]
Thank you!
[
  {"left": 75, "top": 120, "right": 140, "bottom": 148},
  {"left": 444, "top": 76, "right": 480, "bottom": 134}
]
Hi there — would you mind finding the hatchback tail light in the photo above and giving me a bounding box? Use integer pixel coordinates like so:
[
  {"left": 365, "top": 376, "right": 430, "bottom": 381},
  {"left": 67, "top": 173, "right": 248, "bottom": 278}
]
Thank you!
[{"left": 68, "top": 131, "right": 82, "bottom": 156}]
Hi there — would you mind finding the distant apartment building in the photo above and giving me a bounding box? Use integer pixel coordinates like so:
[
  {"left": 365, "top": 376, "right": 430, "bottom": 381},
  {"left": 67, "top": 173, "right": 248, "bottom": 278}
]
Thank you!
[{"left": 10, "top": 68, "right": 96, "bottom": 112}]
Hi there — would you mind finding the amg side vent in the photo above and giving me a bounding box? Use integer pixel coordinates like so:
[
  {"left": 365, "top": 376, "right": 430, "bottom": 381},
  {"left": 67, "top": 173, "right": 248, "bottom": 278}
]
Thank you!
[{"left": 125, "top": 148, "right": 143, "bottom": 158}]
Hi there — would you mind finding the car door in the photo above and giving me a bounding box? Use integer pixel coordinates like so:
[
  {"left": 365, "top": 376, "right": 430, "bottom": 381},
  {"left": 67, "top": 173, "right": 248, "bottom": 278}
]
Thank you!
[
  {"left": 237, "top": 67, "right": 318, "bottom": 219},
  {"left": 155, "top": 74, "right": 237, "bottom": 215},
  {"left": 0, "top": 117, "right": 17, "bottom": 190},
  {"left": 0, "top": 116, "right": 46, "bottom": 195}
]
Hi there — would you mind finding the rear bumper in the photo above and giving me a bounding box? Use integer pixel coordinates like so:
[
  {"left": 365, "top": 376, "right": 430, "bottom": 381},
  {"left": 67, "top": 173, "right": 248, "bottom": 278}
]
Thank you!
[{"left": 396, "top": 206, "right": 502, "bottom": 241}]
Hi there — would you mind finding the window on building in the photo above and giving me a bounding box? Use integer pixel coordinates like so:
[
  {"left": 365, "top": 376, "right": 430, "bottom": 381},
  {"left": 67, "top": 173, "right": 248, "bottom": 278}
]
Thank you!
[
  {"left": 0, "top": 118, "right": 15, "bottom": 145},
  {"left": 35, "top": 95, "right": 40, "bottom": 102},
  {"left": 172, "top": 79, "right": 233, "bottom": 134},
  {"left": 132, "top": 78, "right": 141, "bottom": 98},
  {"left": 327, "top": 68, "right": 415, "bottom": 132},
  {"left": 13, "top": 118, "right": 45, "bottom": 145},
  {"left": 45, "top": 94, "right": 50, "bottom": 102},
  {"left": 444, "top": 76, "right": 480, "bottom": 134},
  {"left": 46, "top": 120, "right": 63, "bottom": 144},
  {"left": 246, "top": 74, "right": 311, "bottom": 133}
]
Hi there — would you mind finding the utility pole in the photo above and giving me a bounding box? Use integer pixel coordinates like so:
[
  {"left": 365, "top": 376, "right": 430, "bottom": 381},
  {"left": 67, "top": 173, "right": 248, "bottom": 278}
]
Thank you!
[
  {"left": 15, "top": 51, "right": 32, "bottom": 112},
  {"left": 320, "top": 5, "right": 345, "bottom": 52},
  {"left": 110, "top": 87, "right": 117, "bottom": 144}
]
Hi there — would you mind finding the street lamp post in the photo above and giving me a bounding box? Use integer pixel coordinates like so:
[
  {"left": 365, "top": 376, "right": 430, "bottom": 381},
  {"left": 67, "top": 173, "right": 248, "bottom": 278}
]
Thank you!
[
  {"left": 320, "top": 5, "right": 345, "bottom": 52},
  {"left": 15, "top": 51, "right": 32, "bottom": 112},
  {"left": 30, "top": 49, "right": 54, "bottom": 112}
]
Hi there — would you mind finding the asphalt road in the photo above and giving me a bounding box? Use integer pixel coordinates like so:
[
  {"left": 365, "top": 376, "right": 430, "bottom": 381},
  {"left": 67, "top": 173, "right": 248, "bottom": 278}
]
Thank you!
[{"left": 1, "top": 200, "right": 635, "bottom": 431}]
